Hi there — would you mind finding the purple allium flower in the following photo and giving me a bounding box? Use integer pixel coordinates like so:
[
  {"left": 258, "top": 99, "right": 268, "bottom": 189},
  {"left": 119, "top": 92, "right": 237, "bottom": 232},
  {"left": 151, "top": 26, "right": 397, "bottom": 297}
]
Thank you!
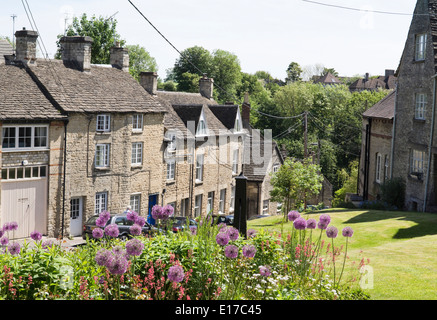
[
  {"left": 317, "top": 221, "right": 329, "bottom": 230},
  {"left": 319, "top": 214, "right": 331, "bottom": 225},
  {"left": 218, "top": 223, "right": 227, "bottom": 230},
  {"left": 42, "top": 240, "right": 54, "bottom": 249},
  {"left": 129, "top": 224, "right": 142, "bottom": 236},
  {"left": 125, "top": 238, "right": 144, "bottom": 257},
  {"left": 307, "top": 218, "right": 317, "bottom": 229},
  {"left": 151, "top": 205, "right": 163, "bottom": 220},
  {"left": 293, "top": 217, "right": 307, "bottom": 230},
  {"left": 342, "top": 226, "right": 354, "bottom": 238},
  {"left": 168, "top": 265, "right": 185, "bottom": 283},
  {"left": 288, "top": 210, "right": 300, "bottom": 222},
  {"left": 227, "top": 227, "right": 239, "bottom": 241},
  {"left": 0, "top": 236, "right": 9, "bottom": 246},
  {"left": 0, "top": 229, "right": 3, "bottom": 238},
  {"left": 3, "top": 223, "right": 11, "bottom": 232},
  {"left": 259, "top": 265, "right": 271, "bottom": 277},
  {"left": 224, "top": 245, "right": 239, "bottom": 259},
  {"left": 134, "top": 215, "right": 146, "bottom": 227},
  {"left": 112, "top": 246, "right": 125, "bottom": 256},
  {"left": 247, "top": 229, "right": 258, "bottom": 238},
  {"left": 242, "top": 244, "right": 256, "bottom": 258},
  {"left": 95, "top": 217, "right": 107, "bottom": 228},
  {"left": 127, "top": 211, "right": 138, "bottom": 222},
  {"left": 9, "top": 221, "right": 18, "bottom": 231},
  {"left": 162, "top": 205, "right": 174, "bottom": 221},
  {"left": 326, "top": 226, "right": 338, "bottom": 238},
  {"left": 8, "top": 242, "right": 20, "bottom": 255},
  {"left": 100, "top": 210, "right": 111, "bottom": 221},
  {"left": 190, "top": 226, "right": 197, "bottom": 235},
  {"left": 30, "top": 230, "right": 42, "bottom": 241},
  {"left": 92, "top": 227, "right": 104, "bottom": 239},
  {"left": 216, "top": 232, "right": 230, "bottom": 246},
  {"left": 104, "top": 224, "right": 119, "bottom": 238},
  {"left": 95, "top": 249, "right": 112, "bottom": 266},
  {"left": 106, "top": 254, "right": 129, "bottom": 275}
]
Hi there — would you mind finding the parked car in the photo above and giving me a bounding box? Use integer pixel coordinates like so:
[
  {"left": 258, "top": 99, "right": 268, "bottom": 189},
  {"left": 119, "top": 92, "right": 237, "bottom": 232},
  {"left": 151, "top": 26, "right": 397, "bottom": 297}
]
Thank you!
[
  {"left": 169, "top": 216, "right": 198, "bottom": 233},
  {"left": 247, "top": 214, "right": 270, "bottom": 221},
  {"left": 214, "top": 214, "right": 234, "bottom": 225},
  {"left": 82, "top": 213, "right": 157, "bottom": 240}
]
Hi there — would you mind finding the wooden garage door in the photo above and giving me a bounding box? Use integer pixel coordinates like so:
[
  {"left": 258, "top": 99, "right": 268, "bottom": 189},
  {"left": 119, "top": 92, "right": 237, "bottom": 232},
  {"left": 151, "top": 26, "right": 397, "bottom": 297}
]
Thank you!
[{"left": 1, "top": 172, "right": 47, "bottom": 239}]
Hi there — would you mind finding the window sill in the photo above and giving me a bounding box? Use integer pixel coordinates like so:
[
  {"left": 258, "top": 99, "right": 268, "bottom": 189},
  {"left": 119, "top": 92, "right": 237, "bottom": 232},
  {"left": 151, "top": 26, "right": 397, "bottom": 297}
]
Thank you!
[
  {"left": 412, "top": 59, "right": 425, "bottom": 64},
  {"left": 195, "top": 179, "right": 203, "bottom": 185},
  {"left": 413, "top": 118, "right": 426, "bottom": 123},
  {"left": 95, "top": 167, "right": 110, "bottom": 171},
  {"left": 166, "top": 180, "right": 175, "bottom": 185},
  {"left": 132, "top": 130, "right": 143, "bottom": 134},
  {"left": 2, "top": 148, "right": 49, "bottom": 153},
  {"left": 408, "top": 173, "right": 424, "bottom": 182},
  {"left": 131, "top": 164, "right": 142, "bottom": 169}
]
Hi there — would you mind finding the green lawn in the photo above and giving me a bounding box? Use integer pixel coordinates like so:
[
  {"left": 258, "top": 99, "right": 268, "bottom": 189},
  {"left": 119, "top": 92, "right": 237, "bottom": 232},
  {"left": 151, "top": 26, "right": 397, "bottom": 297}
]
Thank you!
[{"left": 247, "top": 208, "right": 437, "bottom": 300}]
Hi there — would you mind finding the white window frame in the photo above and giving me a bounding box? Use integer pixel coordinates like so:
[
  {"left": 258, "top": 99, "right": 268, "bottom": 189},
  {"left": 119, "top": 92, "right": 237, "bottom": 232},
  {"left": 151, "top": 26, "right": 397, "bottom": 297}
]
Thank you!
[
  {"left": 180, "top": 198, "right": 189, "bottom": 217},
  {"left": 194, "top": 194, "right": 203, "bottom": 217},
  {"left": 384, "top": 155, "right": 389, "bottom": 181},
  {"left": 167, "top": 133, "right": 177, "bottom": 152},
  {"left": 167, "top": 159, "right": 175, "bottom": 180},
  {"left": 273, "top": 164, "right": 280, "bottom": 173},
  {"left": 207, "top": 191, "right": 214, "bottom": 214},
  {"left": 95, "top": 192, "right": 108, "bottom": 215},
  {"left": 411, "top": 149, "right": 425, "bottom": 174},
  {"left": 131, "top": 142, "right": 143, "bottom": 166},
  {"left": 196, "top": 110, "right": 208, "bottom": 137},
  {"left": 376, "top": 153, "right": 382, "bottom": 183},
  {"left": 96, "top": 114, "right": 111, "bottom": 132},
  {"left": 415, "top": 93, "right": 427, "bottom": 120},
  {"left": 232, "top": 149, "right": 239, "bottom": 175},
  {"left": 230, "top": 186, "right": 235, "bottom": 211},
  {"left": 130, "top": 193, "right": 141, "bottom": 213},
  {"left": 415, "top": 33, "right": 427, "bottom": 61},
  {"left": 196, "top": 153, "right": 204, "bottom": 182},
  {"left": 263, "top": 200, "right": 269, "bottom": 215},
  {"left": 95, "top": 144, "right": 110, "bottom": 168},
  {"left": 2, "top": 125, "right": 49, "bottom": 151},
  {"left": 132, "top": 114, "right": 143, "bottom": 132},
  {"left": 219, "top": 189, "right": 226, "bottom": 214}
]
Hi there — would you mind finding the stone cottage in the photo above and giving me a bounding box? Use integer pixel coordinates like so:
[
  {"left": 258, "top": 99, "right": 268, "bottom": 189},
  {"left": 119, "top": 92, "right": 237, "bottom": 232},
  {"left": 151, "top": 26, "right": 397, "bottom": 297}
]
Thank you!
[
  {"left": 1, "top": 29, "right": 167, "bottom": 238},
  {"left": 390, "top": 0, "right": 437, "bottom": 212}
]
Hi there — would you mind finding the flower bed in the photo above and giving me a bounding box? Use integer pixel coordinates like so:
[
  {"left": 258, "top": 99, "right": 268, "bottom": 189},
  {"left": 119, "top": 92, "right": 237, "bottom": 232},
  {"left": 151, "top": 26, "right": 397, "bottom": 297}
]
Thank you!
[{"left": 0, "top": 208, "right": 370, "bottom": 300}]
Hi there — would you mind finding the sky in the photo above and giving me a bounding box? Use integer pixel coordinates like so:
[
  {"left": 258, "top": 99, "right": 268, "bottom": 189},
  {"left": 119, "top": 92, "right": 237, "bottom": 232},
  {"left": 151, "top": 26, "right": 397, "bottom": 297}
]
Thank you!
[{"left": 0, "top": 0, "right": 417, "bottom": 81}]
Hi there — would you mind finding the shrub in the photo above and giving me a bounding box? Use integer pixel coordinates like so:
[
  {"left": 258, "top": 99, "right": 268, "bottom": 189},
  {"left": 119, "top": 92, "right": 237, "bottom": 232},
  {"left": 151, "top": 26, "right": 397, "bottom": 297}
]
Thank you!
[{"left": 380, "top": 177, "right": 405, "bottom": 210}]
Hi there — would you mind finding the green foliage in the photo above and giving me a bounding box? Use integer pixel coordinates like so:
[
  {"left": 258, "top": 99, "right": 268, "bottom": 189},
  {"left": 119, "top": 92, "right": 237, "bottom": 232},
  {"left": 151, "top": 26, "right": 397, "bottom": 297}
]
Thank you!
[
  {"left": 285, "top": 62, "right": 303, "bottom": 83},
  {"left": 126, "top": 44, "right": 158, "bottom": 82},
  {"left": 56, "top": 13, "right": 125, "bottom": 64},
  {"left": 333, "top": 160, "right": 359, "bottom": 207},
  {"left": 270, "top": 158, "right": 324, "bottom": 214},
  {"left": 380, "top": 177, "right": 406, "bottom": 210}
]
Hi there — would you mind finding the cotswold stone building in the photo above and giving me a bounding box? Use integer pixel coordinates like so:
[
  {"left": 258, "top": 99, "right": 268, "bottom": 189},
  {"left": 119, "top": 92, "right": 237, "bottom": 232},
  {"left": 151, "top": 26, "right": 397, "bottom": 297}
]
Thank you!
[{"left": 0, "top": 30, "right": 166, "bottom": 238}]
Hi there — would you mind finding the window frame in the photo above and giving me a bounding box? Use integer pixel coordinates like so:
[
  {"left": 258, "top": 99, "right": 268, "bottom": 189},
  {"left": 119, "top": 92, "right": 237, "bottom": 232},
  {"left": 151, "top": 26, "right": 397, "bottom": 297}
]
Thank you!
[
  {"left": 131, "top": 142, "right": 143, "bottom": 166},
  {"left": 95, "top": 143, "right": 110, "bottom": 168},
  {"left": 95, "top": 192, "right": 108, "bottom": 215},
  {"left": 411, "top": 149, "right": 425, "bottom": 174},
  {"left": 376, "top": 153, "right": 382, "bottom": 183},
  {"left": 219, "top": 189, "right": 226, "bottom": 214},
  {"left": 415, "top": 33, "right": 427, "bottom": 61},
  {"left": 130, "top": 193, "right": 141, "bottom": 213},
  {"left": 207, "top": 191, "right": 214, "bottom": 214},
  {"left": 132, "top": 114, "right": 143, "bottom": 132},
  {"left": 2, "top": 125, "right": 49, "bottom": 151},
  {"left": 166, "top": 159, "right": 175, "bottom": 181},
  {"left": 232, "top": 149, "right": 239, "bottom": 175},
  {"left": 194, "top": 194, "right": 203, "bottom": 217},
  {"left": 196, "top": 153, "right": 204, "bottom": 182},
  {"left": 415, "top": 93, "right": 427, "bottom": 120},
  {"left": 96, "top": 114, "right": 111, "bottom": 132}
]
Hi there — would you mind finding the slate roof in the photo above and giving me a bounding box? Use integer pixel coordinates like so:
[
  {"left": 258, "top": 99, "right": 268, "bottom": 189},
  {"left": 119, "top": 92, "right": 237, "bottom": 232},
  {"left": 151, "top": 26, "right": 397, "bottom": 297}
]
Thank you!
[
  {"left": 0, "top": 39, "right": 13, "bottom": 63},
  {"left": 0, "top": 62, "right": 66, "bottom": 120},
  {"left": 313, "top": 73, "right": 342, "bottom": 85},
  {"left": 208, "top": 105, "right": 238, "bottom": 130},
  {"left": 362, "top": 90, "right": 395, "bottom": 120},
  {"left": 349, "top": 77, "right": 393, "bottom": 91},
  {"left": 28, "top": 59, "right": 165, "bottom": 114}
]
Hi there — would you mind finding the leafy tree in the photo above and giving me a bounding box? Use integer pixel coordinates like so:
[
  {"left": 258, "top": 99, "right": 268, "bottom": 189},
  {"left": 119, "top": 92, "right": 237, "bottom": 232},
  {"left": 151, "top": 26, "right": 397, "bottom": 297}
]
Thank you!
[
  {"left": 126, "top": 44, "right": 158, "bottom": 82},
  {"left": 169, "top": 46, "right": 213, "bottom": 83},
  {"left": 285, "top": 62, "right": 303, "bottom": 83},
  {"left": 322, "top": 67, "right": 339, "bottom": 77},
  {"left": 55, "top": 13, "right": 124, "bottom": 64},
  {"left": 210, "top": 49, "right": 242, "bottom": 103},
  {"left": 270, "top": 158, "right": 324, "bottom": 215}
]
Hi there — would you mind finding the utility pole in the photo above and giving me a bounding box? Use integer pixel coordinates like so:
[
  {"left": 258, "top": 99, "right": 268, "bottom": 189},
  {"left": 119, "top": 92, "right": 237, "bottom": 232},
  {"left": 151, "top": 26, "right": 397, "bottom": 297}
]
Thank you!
[
  {"left": 11, "top": 14, "right": 17, "bottom": 53},
  {"left": 304, "top": 111, "right": 308, "bottom": 159}
]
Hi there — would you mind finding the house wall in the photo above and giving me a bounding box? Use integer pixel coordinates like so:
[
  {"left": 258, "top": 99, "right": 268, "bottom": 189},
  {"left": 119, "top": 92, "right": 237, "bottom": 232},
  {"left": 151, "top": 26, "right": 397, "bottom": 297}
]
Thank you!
[
  {"left": 359, "top": 117, "right": 393, "bottom": 200},
  {"left": 391, "top": 0, "right": 437, "bottom": 211},
  {"left": 62, "top": 112, "right": 165, "bottom": 235}
]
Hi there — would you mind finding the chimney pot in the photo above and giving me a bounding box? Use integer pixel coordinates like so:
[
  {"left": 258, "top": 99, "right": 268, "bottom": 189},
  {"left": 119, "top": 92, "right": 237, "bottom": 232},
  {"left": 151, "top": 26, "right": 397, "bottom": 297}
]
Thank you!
[
  {"left": 242, "top": 92, "right": 251, "bottom": 128},
  {"left": 139, "top": 71, "right": 158, "bottom": 95},
  {"left": 60, "top": 36, "right": 93, "bottom": 72}
]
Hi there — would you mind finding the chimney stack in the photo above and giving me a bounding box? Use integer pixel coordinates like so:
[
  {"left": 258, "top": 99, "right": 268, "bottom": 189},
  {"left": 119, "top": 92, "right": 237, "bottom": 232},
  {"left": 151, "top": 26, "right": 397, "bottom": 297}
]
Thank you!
[
  {"left": 15, "top": 28, "right": 38, "bottom": 66},
  {"left": 110, "top": 42, "right": 129, "bottom": 72},
  {"left": 199, "top": 74, "right": 214, "bottom": 99},
  {"left": 139, "top": 71, "right": 158, "bottom": 95},
  {"left": 385, "top": 69, "right": 395, "bottom": 77},
  {"left": 242, "top": 92, "right": 251, "bottom": 128},
  {"left": 60, "top": 36, "right": 93, "bottom": 72},
  {"left": 364, "top": 73, "right": 369, "bottom": 82}
]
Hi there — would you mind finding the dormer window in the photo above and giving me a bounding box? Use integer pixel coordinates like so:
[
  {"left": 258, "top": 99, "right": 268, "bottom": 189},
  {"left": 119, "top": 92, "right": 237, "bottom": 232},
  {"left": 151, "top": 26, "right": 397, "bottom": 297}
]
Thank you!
[
  {"left": 234, "top": 111, "right": 242, "bottom": 132},
  {"left": 96, "top": 114, "right": 111, "bottom": 132},
  {"left": 196, "top": 110, "right": 208, "bottom": 136},
  {"left": 415, "top": 33, "right": 427, "bottom": 61}
]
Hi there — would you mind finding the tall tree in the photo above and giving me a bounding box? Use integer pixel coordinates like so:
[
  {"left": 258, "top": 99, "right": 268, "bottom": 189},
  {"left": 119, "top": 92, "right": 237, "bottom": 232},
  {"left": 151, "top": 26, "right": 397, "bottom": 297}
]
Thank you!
[
  {"left": 126, "top": 44, "right": 158, "bottom": 82},
  {"left": 210, "top": 49, "right": 242, "bottom": 103},
  {"left": 55, "top": 13, "right": 124, "bottom": 64},
  {"left": 285, "top": 62, "right": 303, "bottom": 83},
  {"left": 170, "top": 46, "right": 213, "bottom": 83}
]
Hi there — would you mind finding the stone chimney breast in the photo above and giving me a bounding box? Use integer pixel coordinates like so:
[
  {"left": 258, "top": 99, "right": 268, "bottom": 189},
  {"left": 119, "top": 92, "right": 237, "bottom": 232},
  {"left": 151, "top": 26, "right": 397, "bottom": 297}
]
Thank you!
[
  {"left": 110, "top": 42, "right": 129, "bottom": 72},
  {"left": 199, "top": 75, "right": 214, "bottom": 99},
  {"left": 15, "top": 28, "right": 38, "bottom": 66},
  {"left": 60, "top": 36, "right": 93, "bottom": 72}
]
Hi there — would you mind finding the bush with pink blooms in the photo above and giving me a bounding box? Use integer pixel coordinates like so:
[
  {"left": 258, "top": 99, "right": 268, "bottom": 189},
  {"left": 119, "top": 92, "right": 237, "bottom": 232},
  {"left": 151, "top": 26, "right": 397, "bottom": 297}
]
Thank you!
[{"left": 0, "top": 210, "right": 369, "bottom": 300}]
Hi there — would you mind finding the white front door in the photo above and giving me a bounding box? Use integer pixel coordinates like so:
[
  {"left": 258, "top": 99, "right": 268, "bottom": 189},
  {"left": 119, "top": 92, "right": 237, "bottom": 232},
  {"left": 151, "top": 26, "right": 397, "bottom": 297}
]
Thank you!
[{"left": 70, "top": 197, "right": 83, "bottom": 237}]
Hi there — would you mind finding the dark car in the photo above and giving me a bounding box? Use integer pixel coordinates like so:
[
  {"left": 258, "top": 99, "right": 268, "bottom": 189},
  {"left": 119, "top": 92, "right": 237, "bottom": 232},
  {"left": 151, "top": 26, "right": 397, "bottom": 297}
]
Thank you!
[
  {"left": 215, "top": 214, "right": 234, "bottom": 225},
  {"left": 82, "top": 213, "right": 157, "bottom": 240},
  {"left": 169, "top": 216, "right": 198, "bottom": 233}
]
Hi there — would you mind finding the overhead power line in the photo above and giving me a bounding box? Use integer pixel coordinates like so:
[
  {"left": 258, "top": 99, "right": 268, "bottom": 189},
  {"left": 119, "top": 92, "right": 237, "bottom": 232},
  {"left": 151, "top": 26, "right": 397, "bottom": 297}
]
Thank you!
[{"left": 301, "top": 0, "right": 426, "bottom": 16}]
